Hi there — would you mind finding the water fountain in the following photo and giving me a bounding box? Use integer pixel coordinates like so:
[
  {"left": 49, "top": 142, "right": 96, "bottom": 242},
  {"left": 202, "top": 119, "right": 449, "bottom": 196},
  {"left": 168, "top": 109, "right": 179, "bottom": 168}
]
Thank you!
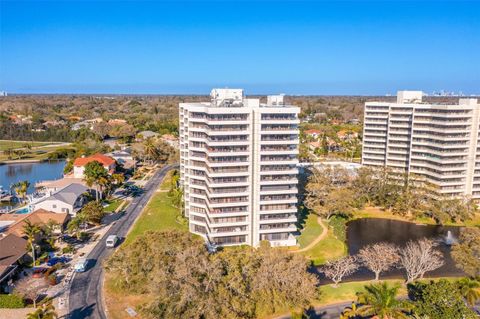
[{"left": 443, "top": 230, "right": 458, "bottom": 246}]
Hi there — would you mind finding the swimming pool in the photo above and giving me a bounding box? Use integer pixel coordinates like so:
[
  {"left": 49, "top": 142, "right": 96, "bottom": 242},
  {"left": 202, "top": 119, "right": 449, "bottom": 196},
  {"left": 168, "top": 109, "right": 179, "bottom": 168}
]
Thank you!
[{"left": 14, "top": 207, "right": 31, "bottom": 214}]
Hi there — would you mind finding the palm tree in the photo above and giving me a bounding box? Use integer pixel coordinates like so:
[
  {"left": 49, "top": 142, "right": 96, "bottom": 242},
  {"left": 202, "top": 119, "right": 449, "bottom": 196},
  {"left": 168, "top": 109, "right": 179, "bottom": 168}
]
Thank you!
[
  {"left": 42, "top": 220, "right": 59, "bottom": 250},
  {"left": 457, "top": 277, "right": 480, "bottom": 306},
  {"left": 341, "top": 302, "right": 361, "bottom": 319},
  {"left": 27, "top": 299, "right": 58, "bottom": 319},
  {"left": 356, "top": 282, "right": 411, "bottom": 319},
  {"left": 13, "top": 180, "right": 30, "bottom": 202},
  {"left": 143, "top": 137, "right": 159, "bottom": 164},
  {"left": 23, "top": 220, "right": 41, "bottom": 266},
  {"left": 83, "top": 160, "right": 109, "bottom": 201}
]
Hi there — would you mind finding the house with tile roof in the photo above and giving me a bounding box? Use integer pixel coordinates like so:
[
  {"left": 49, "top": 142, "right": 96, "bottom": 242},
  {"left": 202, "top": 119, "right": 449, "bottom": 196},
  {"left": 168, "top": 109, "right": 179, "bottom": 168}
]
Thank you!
[
  {"left": 73, "top": 153, "right": 116, "bottom": 178},
  {"left": 0, "top": 209, "right": 69, "bottom": 238}
]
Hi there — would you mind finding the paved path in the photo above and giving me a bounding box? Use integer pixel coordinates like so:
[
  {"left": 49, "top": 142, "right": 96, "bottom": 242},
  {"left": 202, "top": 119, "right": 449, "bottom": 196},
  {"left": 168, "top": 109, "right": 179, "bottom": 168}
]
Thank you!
[
  {"left": 293, "top": 217, "right": 327, "bottom": 253},
  {"left": 68, "top": 164, "right": 177, "bottom": 319}
]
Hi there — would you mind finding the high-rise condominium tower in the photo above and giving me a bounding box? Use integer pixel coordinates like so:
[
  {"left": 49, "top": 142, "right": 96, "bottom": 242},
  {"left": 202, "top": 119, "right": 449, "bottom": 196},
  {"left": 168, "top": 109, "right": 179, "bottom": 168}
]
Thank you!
[
  {"left": 179, "top": 89, "right": 300, "bottom": 247},
  {"left": 362, "top": 90, "right": 480, "bottom": 198}
]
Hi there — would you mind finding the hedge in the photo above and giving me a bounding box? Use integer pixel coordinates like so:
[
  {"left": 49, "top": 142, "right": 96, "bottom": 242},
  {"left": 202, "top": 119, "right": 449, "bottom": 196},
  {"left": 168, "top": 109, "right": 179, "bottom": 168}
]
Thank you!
[{"left": 0, "top": 294, "right": 25, "bottom": 308}]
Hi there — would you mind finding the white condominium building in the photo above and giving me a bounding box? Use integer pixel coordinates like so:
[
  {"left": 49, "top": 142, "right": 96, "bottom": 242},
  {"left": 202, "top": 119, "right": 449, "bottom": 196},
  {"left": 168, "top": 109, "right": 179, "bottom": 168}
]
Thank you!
[
  {"left": 362, "top": 90, "right": 480, "bottom": 199},
  {"left": 179, "top": 89, "right": 300, "bottom": 247}
]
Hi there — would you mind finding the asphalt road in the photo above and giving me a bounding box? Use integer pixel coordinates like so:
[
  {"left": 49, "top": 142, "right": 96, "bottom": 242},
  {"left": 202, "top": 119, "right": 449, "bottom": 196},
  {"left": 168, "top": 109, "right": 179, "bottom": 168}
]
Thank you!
[{"left": 68, "top": 164, "right": 177, "bottom": 319}]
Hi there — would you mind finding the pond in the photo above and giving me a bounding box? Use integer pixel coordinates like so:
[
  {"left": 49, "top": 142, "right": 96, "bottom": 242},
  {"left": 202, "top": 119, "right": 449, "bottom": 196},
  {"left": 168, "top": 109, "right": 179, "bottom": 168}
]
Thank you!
[
  {"left": 348, "top": 218, "right": 463, "bottom": 280},
  {"left": 318, "top": 218, "right": 464, "bottom": 283},
  {"left": 0, "top": 161, "right": 65, "bottom": 194}
]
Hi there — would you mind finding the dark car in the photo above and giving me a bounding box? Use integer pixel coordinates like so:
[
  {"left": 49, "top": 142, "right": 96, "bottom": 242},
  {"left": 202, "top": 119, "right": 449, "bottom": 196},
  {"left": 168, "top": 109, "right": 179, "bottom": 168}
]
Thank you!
[
  {"left": 32, "top": 267, "right": 48, "bottom": 278},
  {"left": 47, "top": 256, "right": 69, "bottom": 267}
]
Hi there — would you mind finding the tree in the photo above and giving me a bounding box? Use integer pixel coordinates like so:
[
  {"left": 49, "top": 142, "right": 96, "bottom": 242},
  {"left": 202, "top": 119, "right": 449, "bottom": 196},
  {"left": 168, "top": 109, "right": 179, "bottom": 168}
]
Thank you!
[
  {"left": 111, "top": 173, "right": 125, "bottom": 185},
  {"left": 340, "top": 302, "right": 361, "bottom": 319},
  {"left": 408, "top": 280, "right": 477, "bottom": 319},
  {"left": 142, "top": 137, "right": 159, "bottom": 164},
  {"left": 451, "top": 227, "right": 480, "bottom": 277},
  {"left": 456, "top": 277, "right": 480, "bottom": 306},
  {"left": 399, "top": 239, "right": 444, "bottom": 283},
  {"left": 356, "top": 282, "right": 410, "bottom": 319},
  {"left": 26, "top": 299, "right": 58, "bottom": 319},
  {"left": 23, "top": 220, "right": 41, "bottom": 266},
  {"left": 13, "top": 180, "right": 31, "bottom": 201},
  {"left": 80, "top": 201, "right": 105, "bottom": 225},
  {"left": 305, "top": 167, "right": 356, "bottom": 219},
  {"left": 67, "top": 215, "right": 86, "bottom": 239},
  {"left": 42, "top": 220, "right": 59, "bottom": 250},
  {"left": 358, "top": 242, "right": 399, "bottom": 281},
  {"left": 427, "top": 196, "right": 476, "bottom": 224},
  {"left": 83, "top": 160, "right": 109, "bottom": 201},
  {"left": 105, "top": 230, "right": 318, "bottom": 319},
  {"left": 320, "top": 256, "right": 359, "bottom": 287}
]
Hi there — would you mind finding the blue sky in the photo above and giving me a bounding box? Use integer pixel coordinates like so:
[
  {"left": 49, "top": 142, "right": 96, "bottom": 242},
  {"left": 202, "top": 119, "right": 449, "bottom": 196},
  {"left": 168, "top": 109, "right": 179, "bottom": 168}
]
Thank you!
[{"left": 1, "top": 0, "right": 479, "bottom": 95}]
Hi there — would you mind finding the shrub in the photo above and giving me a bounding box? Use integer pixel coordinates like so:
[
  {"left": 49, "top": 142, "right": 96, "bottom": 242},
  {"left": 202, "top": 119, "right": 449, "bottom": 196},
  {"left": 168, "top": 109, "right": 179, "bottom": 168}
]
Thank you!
[
  {"left": 62, "top": 245, "right": 75, "bottom": 254},
  {"left": 0, "top": 294, "right": 25, "bottom": 308}
]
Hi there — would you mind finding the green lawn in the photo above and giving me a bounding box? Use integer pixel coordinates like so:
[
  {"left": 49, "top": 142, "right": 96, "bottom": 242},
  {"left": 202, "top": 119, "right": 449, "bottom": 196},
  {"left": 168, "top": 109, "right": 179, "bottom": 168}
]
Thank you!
[
  {"left": 354, "top": 206, "right": 480, "bottom": 227},
  {"left": 301, "top": 227, "right": 347, "bottom": 266},
  {"left": 0, "top": 140, "right": 55, "bottom": 151},
  {"left": 297, "top": 213, "right": 323, "bottom": 248},
  {"left": 125, "top": 173, "right": 187, "bottom": 244},
  {"left": 319, "top": 280, "right": 405, "bottom": 305},
  {"left": 104, "top": 199, "right": 125, "bottom": 213}
]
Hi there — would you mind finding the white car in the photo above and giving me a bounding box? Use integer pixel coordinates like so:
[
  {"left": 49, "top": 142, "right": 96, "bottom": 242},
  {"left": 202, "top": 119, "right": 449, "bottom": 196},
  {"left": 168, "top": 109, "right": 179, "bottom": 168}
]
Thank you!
[
  {"left": 106, "top": 235, "right": 119, "bottom": 248},
  {"left": 74, "top": 258, "right": 88, "bottom": 273}
]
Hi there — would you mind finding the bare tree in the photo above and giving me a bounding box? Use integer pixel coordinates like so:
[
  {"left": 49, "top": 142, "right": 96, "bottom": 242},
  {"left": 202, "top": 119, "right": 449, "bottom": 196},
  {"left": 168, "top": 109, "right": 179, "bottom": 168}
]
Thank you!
[
  {"left": 321, "top": 256, "right": 359, "bottom": 287},
  {"left": 400, "top": 238, "right": 444, "bottom": 283},
  {"left": 358, "top": 242, "right": 399, "bottom": 281}
]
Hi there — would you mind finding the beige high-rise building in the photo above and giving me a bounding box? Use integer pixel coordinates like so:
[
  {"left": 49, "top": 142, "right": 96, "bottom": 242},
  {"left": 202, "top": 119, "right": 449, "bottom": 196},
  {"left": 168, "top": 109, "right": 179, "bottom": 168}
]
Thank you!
[
  {"left": 362, "top": 90, "right": 480, "bottom": 199},
  {"left": 179, "top": 89, "right": 300, "bottom": 247}
]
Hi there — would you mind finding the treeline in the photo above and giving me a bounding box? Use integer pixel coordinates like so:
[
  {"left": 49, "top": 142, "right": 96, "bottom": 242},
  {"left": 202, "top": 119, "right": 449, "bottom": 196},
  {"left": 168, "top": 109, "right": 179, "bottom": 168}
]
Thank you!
[{"left": 305, "top": 166, "right": 477, "bottom": 224}]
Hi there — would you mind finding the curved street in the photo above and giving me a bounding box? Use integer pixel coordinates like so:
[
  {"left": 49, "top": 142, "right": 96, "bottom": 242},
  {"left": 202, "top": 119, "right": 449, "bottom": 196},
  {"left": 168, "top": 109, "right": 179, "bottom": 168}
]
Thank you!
[{"left": 68, "top": 164, "right": 177, "bottom": 319}]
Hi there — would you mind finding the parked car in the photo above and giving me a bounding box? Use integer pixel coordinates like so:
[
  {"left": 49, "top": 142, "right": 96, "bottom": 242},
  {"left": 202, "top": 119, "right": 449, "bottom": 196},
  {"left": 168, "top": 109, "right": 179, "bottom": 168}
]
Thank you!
[
  {"left": 106, "top": 235, "right": 119, "bottom": 248},
  {"left": 74, "top": 258, "right": 88, "bottom": 273},
  {"left": 32, "top": 267, "right": 48, "bottom": 278},
  {"left": 47, "top": 256, "right": 69, "bottom": 267}
]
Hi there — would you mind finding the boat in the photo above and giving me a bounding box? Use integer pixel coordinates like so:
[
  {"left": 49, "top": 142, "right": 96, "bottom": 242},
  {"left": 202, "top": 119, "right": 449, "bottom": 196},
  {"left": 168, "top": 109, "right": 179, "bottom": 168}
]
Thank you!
[{"left": 0, "top": 186, "right": 14, "bottom": 202}]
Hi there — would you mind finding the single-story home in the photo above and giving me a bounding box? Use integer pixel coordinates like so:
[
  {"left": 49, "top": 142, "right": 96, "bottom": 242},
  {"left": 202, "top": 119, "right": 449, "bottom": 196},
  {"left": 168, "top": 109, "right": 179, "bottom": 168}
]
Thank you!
[
  {"left": 137, "top": 130, "right": 160, "bottom": 140},
  {"left": 32, "top": 183, "right": 89, "bottom": 216},
  {"left": 73, "top": 153, "right": 116, "bottom": 178},
  {"left": 0, "top": 209, "right": 69, "bottom": 238},
  {"left": 161, "top": 134, "right": 179, "bottom": 148},
  {"left": 107, "top": 150, "right": 135, "bottom": 169},
  {"left": 304, "top": 129, "right": 322, "bottom": 139},
  {"left": 0, "top": 234, "right": 28, "bottom": 292}
]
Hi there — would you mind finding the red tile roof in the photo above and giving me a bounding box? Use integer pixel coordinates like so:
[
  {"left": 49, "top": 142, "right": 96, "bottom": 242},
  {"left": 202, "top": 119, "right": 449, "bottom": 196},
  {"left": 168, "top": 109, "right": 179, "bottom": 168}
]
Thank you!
[
  {"left": 73, "top": 154, "right": 116, "bottom": 167},
  {"left": 305, "top": 129, "right": 322, "bottom": 135}
]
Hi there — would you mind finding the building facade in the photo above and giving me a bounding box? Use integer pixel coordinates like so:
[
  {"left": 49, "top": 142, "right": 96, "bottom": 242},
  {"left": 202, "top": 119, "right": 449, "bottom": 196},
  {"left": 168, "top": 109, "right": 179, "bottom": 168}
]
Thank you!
[
  {"left": 179, "top": 89, "right": 300, "bottom": 247},
  {"left": 362, "top": 91, "right": 480, "bottom": 199}
]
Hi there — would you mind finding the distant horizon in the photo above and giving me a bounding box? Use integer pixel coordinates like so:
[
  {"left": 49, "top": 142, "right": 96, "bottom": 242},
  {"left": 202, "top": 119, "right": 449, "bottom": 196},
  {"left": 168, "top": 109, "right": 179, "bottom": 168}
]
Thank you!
[
  {"left": 1, "top": 89, "right": 479, "bottom": 97},
  {"left": 1, "top": 1, "right": 479, "bottom": 95}
]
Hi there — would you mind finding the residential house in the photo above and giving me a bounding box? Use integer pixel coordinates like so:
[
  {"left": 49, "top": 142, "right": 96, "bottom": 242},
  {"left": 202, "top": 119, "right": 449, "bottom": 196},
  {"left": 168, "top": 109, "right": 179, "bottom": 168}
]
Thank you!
[
  {"left": 160, "top": 134, "right": 179, "bottom": 148},
  {"left": 108, "top": 119, "right": 127, "bottom": 126},
  {"left": 0, "top": 209, "right": 69, "bottom": 238},
  {"left": 73, "top": 153, "right": 116, "bottom": 178},
  {"left": 35, "top": 178, "right": 87, "bottom": 196},
  {"left": 309, "top": 141, "right": 322, "bottom": 151},
  {"left": 304, "top": 129, "right": 322, "bottom": 139},
  {"left": 107, "top": 149, "right": 135, "bottom": 169},
  {"left": 136, "top": 130, "right": 159, "bottom": 141},
  {"left": 0, "top": 234, "right": 27, "bottom": 293},
  {"left": 32, "top": 183, "right": 89, "bottom": 216}
]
